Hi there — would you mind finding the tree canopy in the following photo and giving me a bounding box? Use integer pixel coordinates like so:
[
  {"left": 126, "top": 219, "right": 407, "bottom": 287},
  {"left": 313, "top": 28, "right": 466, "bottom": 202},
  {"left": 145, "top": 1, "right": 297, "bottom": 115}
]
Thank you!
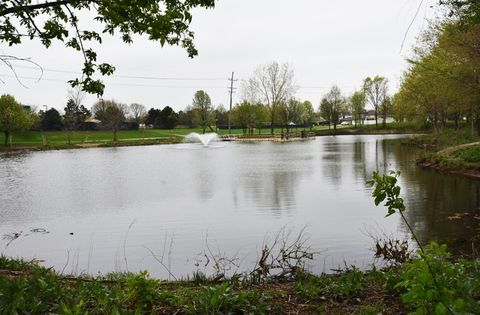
[
  {"left": 0, "top": 0, "right": 215, "bottom": 95},
  {"left": 394, "top": 11, "right": 480, "bottom": 136},
  {"left": 0, "top": 94, "right": 32, "bottom": 145},
  {"left": 192, "top": 90, "right": 213, "bottom": 134},
  {"left": 92, "top": 99, "right": 128, "bottom": 141},
  {"left": 243, "top": 61, "right": 297, "bottom": 134}
]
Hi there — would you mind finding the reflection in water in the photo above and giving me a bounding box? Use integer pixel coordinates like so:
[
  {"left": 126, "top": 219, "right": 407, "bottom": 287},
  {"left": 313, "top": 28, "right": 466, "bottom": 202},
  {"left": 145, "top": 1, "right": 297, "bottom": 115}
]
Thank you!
[
  {"left": 351, "top": 138, "right": 480, "bottom": 254},
  {"left": 321, "top": 138, "right": 343, "bottom": 188},
  {"left": 0, "top": 135, "right": 478, "bottom": 277},
  {"left": 386, "top": 141, "right": 480, "bottom": 254},
  {"left": 231, "top": 142, "right": 313, "bottom": 216}
]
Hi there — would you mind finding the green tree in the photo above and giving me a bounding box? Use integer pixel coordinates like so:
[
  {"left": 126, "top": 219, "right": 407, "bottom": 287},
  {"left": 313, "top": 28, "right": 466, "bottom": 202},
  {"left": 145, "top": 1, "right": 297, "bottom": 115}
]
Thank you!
[
  {"left": 64, "top": 98, "right": 91, "bottom": 130},
  {"left": 214, "top": 105, "right": 229, "bottom": 128},
  {"left": 279, "top": 98, "right": 302, "bottom": 133},
  {"left": 192, "top": 90, "right": 214, "bottom": 134},
  {"left": 231, "top": 102, "right": 267, "bottom": 135},
  {"left": 92, "top": 100, "right": 128, "bottom": 141},
  {"left": 232, "top": 101, "right": 255, "bottom": 135},
  {"left": 440, "top": 0, "right": 480, "bottom": 25},
  {"left": 321, "top": 86, "right": 345, "bottom": 131},
  {"left": 159, "top": 106, "right": 178, "bottom": 129},
  {"left": 319, "top": 97, "right": 333, "bottom": 130},
  {"left": 349, "top": 91, "right": 365, "bottom": 127},
  {"left": 0, "top": 0, "right": 216, "bottom": 95},
  {"left": 146, "top": 108, "right": 162, "bottom": 128},
  {"left": 41, "top": 108, "right": 63, "bottom": 131},
  {"left": 0, "top": 94, "right": 31, "bottom": 146},
  {"left": 177, "top": 107, "right": 196, "bottom": 128},
  {"left": 379, "top": 96, "right": 392, "bottom": 128},
  {"left": 363, "top": 76, "right": 388, "bottom": 128},
  {"left": 300, "top": 100, "right": 315, "bottom": 130}
]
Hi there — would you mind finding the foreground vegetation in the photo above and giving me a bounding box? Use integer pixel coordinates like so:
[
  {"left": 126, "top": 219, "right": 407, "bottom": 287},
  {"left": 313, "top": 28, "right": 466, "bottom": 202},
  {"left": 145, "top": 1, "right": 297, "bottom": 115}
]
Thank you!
[{"left": 1, "top": 243, "right": 479, "bottom": 314}]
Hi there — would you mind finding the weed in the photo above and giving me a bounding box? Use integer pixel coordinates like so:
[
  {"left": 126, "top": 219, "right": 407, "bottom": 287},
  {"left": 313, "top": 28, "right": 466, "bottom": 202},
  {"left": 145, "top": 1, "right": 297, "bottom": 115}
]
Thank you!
[
  {"left": 296, "top": 266, "right": 365, "bottom": 302},
  {"left": 123, "top": 271, "right": 160, "bottom": 311},
  {"left": 453, "top": 145, "right": 480, "bottom": 163},
  {"left": 181, "top": 282, "right": 269, "bottom": 314},
  {"left": 391, "top": 243, "right": 480, "bottom": 314}
]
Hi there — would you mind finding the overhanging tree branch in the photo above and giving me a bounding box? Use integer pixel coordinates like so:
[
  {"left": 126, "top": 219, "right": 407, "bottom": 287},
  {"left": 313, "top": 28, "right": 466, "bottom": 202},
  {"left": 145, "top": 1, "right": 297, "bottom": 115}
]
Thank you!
[{"left": 0, "top": 1, "right": 99, "bottom": 17}]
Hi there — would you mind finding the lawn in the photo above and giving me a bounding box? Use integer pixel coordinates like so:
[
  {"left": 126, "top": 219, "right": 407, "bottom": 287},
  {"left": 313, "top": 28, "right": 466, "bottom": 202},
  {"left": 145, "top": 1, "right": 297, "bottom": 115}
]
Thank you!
[{"left": 0, "top": 126, "right": 334, "bottom": 148}]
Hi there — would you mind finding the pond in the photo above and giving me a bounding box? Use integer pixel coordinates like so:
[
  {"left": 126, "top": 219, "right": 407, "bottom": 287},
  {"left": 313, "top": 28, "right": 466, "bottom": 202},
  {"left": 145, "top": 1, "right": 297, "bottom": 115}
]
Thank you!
[{"left": 0, "top": 135, "right": 479, "bottom": 278}]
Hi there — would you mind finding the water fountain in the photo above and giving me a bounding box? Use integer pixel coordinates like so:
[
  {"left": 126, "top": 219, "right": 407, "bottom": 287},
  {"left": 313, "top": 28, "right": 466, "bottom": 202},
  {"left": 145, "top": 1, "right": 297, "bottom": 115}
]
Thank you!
[{"left": 184, "top": 132, "right": 221, "bottom": 147}]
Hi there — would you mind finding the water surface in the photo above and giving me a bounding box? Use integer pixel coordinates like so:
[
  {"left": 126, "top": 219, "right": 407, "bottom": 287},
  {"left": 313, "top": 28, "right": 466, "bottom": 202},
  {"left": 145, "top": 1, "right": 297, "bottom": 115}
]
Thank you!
[{"left": 0, "top": 135, "right": 478, "bottom": 278}]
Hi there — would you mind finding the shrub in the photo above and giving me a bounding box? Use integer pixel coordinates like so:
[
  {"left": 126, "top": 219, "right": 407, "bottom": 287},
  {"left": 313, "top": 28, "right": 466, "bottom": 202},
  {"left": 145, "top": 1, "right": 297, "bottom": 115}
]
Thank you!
[{"left": 391, "top": 243, "right": 480, "bottom": 314}]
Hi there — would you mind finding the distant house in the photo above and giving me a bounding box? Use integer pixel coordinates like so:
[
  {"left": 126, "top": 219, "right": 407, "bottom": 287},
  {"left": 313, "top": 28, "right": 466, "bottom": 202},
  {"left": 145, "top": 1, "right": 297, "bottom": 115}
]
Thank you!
[
  {"left": 85, "top": 117, "right": 101, "bottom": 124},
  {"left": 340, "top": 117, "right": 353, "bottom": 125},
  {"left": 315, "top": 117, "right": 328, "bottom": 125},
  {"left": 365, "top": 110, "right": 376, "bottom": 121},
  {"left": 84, "top": 117, "right": 101, "bottom": 130}
]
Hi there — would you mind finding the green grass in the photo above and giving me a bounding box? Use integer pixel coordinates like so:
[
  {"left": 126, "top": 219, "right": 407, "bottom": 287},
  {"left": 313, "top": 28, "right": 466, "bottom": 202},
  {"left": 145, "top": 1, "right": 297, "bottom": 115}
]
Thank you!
[
  {"left": 403, "top": 126, "right": 480, "bottom": 150},
  {"left": 408, "top": 126, "right": 480, "bottom": 174},
  {"left": 0, "top": 122, "right": 423, "bottom": 151},
  {"left": 0, "top": 126, "right": 333, "bottom": 148},
  {"left": 453, "top": 145, "right": 480, "bottom": 163}
]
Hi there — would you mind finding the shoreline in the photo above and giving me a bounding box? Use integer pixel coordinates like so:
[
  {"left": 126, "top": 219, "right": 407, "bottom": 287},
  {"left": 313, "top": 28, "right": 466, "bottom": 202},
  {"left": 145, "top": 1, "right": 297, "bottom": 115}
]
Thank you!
[
  {"left": 412, "top": 139, "right": 480, "bottom": 180},
  {"left": 0, "top": 129, "right": 419, "bottom": 154},
  {"left": 416, "top": 155, "right": 480, "bottom": 180}
]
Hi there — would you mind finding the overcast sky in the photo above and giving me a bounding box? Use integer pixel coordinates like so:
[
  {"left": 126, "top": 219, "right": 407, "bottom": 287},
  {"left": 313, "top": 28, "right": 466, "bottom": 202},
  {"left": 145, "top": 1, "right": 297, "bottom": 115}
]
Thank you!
[{"left": 0, "top": 0, "right": 437, "bottom": 113}]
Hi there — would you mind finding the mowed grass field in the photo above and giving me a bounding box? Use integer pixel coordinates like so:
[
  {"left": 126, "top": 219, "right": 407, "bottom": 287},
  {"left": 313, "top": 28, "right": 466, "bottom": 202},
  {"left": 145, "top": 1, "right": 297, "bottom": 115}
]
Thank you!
[{"left": 0, "top": 125, "right": 333, "bottom": 147}]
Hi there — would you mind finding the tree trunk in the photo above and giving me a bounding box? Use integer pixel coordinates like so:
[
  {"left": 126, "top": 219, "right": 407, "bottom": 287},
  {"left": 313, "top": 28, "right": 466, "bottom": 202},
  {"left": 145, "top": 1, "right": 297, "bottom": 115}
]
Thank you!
[
  {"left": 270, "top": 105, "right": 275, "bottom": 134},
  {"left": 4, "top": 131, "right": 9, "bottom": 146},
  {"left": 476, "top": 116, "right": 480, "bottom": 137},
  {"left": 113, "top": 128, "right": 117, "bottom": 142},
  {"left": 471, "top": 105, "right": 475, "bottom": 138},
  {"left": 375, "top": 106, "right": 378, "bottom": 128}
]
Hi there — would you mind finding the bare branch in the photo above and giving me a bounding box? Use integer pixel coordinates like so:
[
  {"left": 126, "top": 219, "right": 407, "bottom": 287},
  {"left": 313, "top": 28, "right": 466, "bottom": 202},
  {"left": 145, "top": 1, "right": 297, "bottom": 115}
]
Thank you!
[{"left": 0, "top": 54, "right": 43, "bottom": 87}]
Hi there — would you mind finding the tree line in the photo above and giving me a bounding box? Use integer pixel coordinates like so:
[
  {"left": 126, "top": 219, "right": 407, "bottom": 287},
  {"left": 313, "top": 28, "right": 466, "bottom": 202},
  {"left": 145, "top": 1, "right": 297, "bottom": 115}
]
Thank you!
[
  {"left": 393, "top": 0, "right": 480, "bottom": 137},
  {"left": 0, "top": 61, "right": 395, "bottom": 145}
]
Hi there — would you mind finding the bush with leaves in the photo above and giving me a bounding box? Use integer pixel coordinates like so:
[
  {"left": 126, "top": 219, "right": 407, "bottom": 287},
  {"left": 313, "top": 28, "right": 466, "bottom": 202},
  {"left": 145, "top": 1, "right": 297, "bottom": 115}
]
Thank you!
[{"left": 369, "top": 171, "right": 480, "bottom": 314}]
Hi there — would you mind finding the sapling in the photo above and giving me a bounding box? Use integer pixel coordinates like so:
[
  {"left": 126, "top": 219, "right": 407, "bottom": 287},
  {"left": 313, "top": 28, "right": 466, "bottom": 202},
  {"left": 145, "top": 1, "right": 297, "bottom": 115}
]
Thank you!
[{"left": 368, "top": 171, "right": 454, "bottom": 315}]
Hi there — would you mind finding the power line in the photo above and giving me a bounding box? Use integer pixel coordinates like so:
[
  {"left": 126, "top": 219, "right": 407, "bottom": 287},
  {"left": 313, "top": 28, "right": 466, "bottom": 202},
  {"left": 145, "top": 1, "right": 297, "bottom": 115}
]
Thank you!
[
  {"left": 8, "top": 64, "right": 227, "bottom": 81},
  {"left": 0, "top": 74, "right": 228, "bottom": 88},
  {"left": 0, "top": 72, "right": 361, "bottom": 91},
  {"left": 1, "top": 64, "right": 358, "bottom": 88},
  {"left": 400, "top": 0, "right": 426, "bottom": 52}
]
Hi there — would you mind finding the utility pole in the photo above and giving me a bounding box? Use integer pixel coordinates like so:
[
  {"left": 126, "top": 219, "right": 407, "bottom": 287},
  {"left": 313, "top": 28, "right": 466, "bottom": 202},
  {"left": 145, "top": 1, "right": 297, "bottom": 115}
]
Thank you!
[
  {"left": 227, "top": 72, "right": 237, "bottom": 135},
  {"left": 42, "top": 105, "right": 48, "bottom": 146}
]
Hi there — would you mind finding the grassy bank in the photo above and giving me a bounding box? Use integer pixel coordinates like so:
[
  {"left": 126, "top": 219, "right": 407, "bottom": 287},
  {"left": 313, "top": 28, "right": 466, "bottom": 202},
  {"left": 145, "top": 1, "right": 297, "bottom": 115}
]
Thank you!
[
  {"left": 1, "top": 244, "right": 479, "bottom": 314},
  {"left": 0, "top": 127, "right": 325, "bottom": 151},
  {"left": 0, "top": 123, "right": 424, "bottom": 152},
  {"left": 313, "top": 122, "right": 425, "bottom": 137},
  {"left": 403, "top": 127, "right": 480, "bottom": 179}
]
